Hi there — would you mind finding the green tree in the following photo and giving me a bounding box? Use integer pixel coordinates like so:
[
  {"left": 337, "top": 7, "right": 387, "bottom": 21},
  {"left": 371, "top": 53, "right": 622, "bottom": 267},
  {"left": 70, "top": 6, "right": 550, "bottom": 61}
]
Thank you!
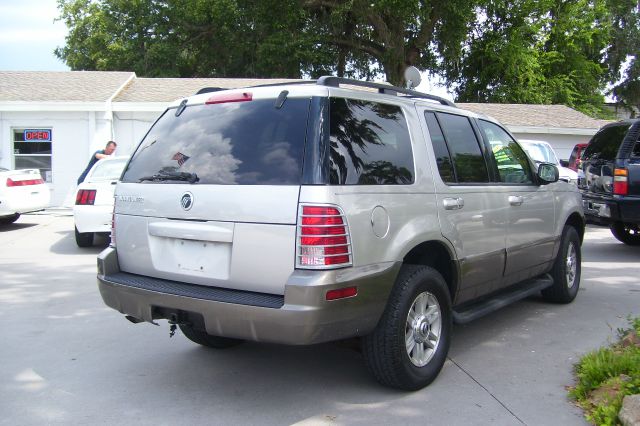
[{"left": 605, "top": 0, "right": 640, "bottom": 115}]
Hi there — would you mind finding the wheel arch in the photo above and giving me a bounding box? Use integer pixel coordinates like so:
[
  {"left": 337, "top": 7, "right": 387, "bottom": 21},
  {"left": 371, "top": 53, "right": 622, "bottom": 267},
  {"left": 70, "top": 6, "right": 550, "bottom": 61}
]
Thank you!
[
  {"left": 565, "top": 212, "right": 586, "bottom": 244},
  {"left": 402, "top": 240, "right": 458, "bottom": 302}
]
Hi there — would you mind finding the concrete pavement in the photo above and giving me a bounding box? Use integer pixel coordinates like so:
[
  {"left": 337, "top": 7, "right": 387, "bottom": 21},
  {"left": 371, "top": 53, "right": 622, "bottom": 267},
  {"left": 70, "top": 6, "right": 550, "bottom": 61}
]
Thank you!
[{"left": 1, "top": 214, "right": 638, "bottom": 425}]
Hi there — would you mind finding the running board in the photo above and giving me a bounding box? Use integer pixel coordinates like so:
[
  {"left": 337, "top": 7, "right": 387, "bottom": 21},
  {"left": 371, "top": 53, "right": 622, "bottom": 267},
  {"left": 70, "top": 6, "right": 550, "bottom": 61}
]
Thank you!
[{"left": 452, "top": 275, "right": 554, "bottom": 324}]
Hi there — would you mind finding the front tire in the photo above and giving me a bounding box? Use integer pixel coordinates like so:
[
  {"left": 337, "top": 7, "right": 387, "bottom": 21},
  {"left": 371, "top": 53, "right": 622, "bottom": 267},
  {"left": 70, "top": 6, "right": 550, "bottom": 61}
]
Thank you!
[
  {"left": 610, "top": 222, "right": 640, "bottom": 246},
  {"left": 0, "top": 213, "right": 20, "bottom": 225},
  {"left": 362, "top": 265, "right": 452, "bottom": 391},
  {"left": 178, "top": 324, "right": 243, "bottom": 349},
  {"left": 75, "top": 227, "right": 94, "bottom": 247},
  {"left": 542, "top": 225, "right": 581, "bottom": 303}
]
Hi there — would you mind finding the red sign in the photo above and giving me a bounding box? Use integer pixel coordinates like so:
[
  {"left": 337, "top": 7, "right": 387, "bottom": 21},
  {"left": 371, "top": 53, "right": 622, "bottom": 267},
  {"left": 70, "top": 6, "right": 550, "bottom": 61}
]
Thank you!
[{"left": 24, "top": 129, "right": 52, "bottom": 142}]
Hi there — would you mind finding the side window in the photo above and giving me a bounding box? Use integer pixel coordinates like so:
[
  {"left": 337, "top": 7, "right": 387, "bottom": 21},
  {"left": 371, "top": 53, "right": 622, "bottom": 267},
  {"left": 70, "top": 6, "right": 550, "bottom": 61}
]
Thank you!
[
  {"left": 424, "top": 112, "right": 455, "bottom": 183},
  {"left": 329, "top": 98, "right": 414, "bottom": 185},
  {"left": 436, "top": 113, "right": 489, "bottom": 183},
  {"left": 478, "top": 120, "right": 533, "bottom": 184}
]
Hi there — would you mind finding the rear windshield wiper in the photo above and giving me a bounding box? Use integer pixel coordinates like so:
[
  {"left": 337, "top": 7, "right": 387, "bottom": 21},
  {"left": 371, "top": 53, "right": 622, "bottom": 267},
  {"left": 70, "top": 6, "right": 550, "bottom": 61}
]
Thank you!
[{"left": 138, "top": 171, "right": 199, "bottom": 183}]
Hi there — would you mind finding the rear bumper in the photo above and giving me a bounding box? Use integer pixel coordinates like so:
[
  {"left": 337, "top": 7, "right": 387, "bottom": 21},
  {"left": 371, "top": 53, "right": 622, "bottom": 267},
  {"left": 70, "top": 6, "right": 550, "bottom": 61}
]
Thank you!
[
  {"left": 582, "top": 193, "right": 640, "bottom": 226},
  {"left": 0, "top": 188, "right": 50, "bottom": 216},
  {"left": 97, "top": 247, "right": 399, "bottom": 345},
  {"left": 74, "top": 204, "right": 112, "bottom": 233}
]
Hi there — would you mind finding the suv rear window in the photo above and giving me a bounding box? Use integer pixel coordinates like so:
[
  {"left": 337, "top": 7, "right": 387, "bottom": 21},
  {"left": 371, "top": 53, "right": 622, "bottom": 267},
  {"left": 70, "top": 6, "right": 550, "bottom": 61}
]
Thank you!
[
  {"left": 122, "top": 98, "right": 310, "bottom": 185},
  {"left": 583, "top": 123, "right": 632, "bottom": 162},
  {"left": 328, "top": 98, "right": 414, "bottom": 185}
]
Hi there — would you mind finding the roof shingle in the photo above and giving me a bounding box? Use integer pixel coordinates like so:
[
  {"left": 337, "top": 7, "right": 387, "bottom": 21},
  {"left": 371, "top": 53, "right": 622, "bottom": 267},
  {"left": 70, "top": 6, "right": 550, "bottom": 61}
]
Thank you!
[
  {"left": 0, "top": 71, "right": 134, "bottom": 102},
  {"left": 112, "top": 77, "right": 300, "bottom": 102},
  {"left": 458, "top": 103, "right": 610, "bottom": 129}
]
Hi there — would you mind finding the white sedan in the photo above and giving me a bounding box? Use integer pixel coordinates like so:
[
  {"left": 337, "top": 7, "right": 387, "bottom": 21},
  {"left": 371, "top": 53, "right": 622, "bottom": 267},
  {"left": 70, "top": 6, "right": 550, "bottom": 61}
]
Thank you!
[
  {"left": 73, "top": 156, "right": 129, "bottom": 247},
  {"left": 519, "top": 139, "right": 579, "bottom": 185},
  {"left": 0, "top": 167, "right": 50, "bottom": 225}
]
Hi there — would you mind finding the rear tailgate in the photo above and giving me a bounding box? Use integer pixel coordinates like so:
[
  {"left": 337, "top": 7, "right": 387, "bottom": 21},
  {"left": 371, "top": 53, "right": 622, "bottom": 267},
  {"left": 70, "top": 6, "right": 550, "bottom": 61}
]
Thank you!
[
  {"left": 114, "top": 92, "right": 311, "bottom": 295},
  {"left": 115, "top": 184, "right": 299, "bottom": 295},
  {"left": 1, "top": 169, "right": 50, "bottom": 213}
]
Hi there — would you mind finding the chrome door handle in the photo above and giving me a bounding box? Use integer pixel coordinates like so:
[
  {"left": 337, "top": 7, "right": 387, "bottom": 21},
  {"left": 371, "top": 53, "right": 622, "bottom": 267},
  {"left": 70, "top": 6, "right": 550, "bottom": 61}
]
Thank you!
[
  {"left": 509, "top": 195, "right": 523, "bottom": 206},
  {"left": 443, "top": 197, "right": 464, "bottom": 210}
]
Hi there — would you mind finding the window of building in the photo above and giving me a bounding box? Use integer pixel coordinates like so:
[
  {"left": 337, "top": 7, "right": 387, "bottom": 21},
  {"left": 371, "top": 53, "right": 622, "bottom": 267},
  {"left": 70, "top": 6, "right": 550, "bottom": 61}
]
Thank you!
[{"left": 12, "top": 128, "right": 52, "bottom": 182}]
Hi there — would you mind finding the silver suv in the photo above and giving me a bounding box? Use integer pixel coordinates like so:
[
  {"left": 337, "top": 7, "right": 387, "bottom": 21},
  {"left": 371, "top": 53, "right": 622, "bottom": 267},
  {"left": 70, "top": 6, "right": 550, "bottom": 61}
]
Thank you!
[{"left": 97, "top": 78, "right": 585, "bottom": 390}]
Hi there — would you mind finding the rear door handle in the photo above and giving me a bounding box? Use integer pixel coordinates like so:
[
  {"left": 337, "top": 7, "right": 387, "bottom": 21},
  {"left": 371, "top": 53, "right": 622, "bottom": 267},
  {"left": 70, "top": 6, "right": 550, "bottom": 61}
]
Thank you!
[
  {"left": 443, "top": 197, "right": 464, "bottom": 210},
  {"left": 508, "top": 195, "right": 523, "bottom": 206}
]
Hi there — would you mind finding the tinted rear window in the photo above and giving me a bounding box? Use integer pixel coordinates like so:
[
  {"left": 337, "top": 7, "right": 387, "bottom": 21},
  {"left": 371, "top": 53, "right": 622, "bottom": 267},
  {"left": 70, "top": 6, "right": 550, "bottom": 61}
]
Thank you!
[
  {"left": 122, "top": 98, "right": 310, "bottom": 185},
  {"left": 583, "top": 123, "right": 632, "bottom": 162},
  {"left": 328, "top": 98, "right": 414, "bottom": 185}
]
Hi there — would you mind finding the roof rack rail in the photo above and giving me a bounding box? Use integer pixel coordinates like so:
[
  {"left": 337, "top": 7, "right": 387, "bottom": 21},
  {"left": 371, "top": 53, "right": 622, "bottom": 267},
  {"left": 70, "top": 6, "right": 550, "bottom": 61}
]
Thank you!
[
  {"left": 247, "top": 80, "right": 317, "bottom": 89},
  {"left": 316, "top": 76, "right": 456, "bottom": 107}
]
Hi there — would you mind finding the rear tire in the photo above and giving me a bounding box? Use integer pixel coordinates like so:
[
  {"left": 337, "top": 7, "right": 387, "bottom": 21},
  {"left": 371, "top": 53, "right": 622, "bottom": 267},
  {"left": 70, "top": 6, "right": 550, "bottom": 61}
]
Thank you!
[
  {"left": 610, "top": 222, "right": 640, "bottom": 246},
  {"left": 75, "top": 227, "right": 94, "bottom": 247},
  {"left": 362, "top": 265, "right": 452, "bottom": 391},
  {"left": 542, "top": 226, "right": 581, "bottom": 303},
  {"left": 178, "top": 324, "right": 244, "bottom": 349},
  {"left": 0, "top": 213, "right": 20, "bottom": 225}
]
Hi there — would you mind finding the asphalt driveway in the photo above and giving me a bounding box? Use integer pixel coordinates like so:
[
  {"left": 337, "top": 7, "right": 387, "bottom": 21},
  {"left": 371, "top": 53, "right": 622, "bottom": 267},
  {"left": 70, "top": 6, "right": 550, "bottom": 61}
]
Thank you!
[{"left": 1, "top": 213, "right": 638, "bottom": 425}]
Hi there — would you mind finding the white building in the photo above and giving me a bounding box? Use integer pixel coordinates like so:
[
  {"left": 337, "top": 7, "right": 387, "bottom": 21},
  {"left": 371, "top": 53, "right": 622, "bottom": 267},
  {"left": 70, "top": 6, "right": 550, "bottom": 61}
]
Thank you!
[{"left": 0, "top": 71, "right": 611, "bottom": 206}]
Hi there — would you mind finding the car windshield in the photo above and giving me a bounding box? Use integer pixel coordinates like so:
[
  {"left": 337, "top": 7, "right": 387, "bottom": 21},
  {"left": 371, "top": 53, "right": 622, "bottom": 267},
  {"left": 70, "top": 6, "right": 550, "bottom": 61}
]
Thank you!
[
  {"left": 522, "top": 142, "right": 559, "bottom": 164},
  {"left": 88, "top": 158, "right": 129, "bottom": 181}
]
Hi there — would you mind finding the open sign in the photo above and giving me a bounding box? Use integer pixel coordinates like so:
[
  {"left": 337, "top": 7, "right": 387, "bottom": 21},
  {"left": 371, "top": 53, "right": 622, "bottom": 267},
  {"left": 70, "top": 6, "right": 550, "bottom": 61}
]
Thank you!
[{"left": 24, "top": 129, "right": 52, "bottom": 142}]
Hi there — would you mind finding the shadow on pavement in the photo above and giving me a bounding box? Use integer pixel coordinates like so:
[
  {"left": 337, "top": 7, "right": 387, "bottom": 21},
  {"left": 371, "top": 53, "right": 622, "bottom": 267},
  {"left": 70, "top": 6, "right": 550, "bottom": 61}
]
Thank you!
[
  {"left": 49, "top": 229, "right": 109, "bottom": 256},
  {"left": 0, "top": 223, "right": 38, "bottom": 232}
]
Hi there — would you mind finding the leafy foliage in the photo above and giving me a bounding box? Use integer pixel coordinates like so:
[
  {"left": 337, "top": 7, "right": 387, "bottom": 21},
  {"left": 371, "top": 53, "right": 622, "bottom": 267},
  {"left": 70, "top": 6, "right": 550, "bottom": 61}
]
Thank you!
[
  {"left": 55, "top": 0, "right": 638, "bottom": 114},
  {"left": 569, "top": 316, "right": 640, "bottom": 425}
]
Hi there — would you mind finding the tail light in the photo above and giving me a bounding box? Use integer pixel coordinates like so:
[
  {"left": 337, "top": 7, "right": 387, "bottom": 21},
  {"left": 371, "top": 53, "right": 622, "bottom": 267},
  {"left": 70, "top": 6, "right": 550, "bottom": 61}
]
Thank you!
[
  {"left": 613, "top": 168, "right": 628, "bottom": 195},
  {"left": 206, "top": 92, "right": 252, "bottom": 105},
  {"left": 75, "top": 189, "right": 97, "bottom": 205},
  {"left": 7, "top": 178, "right": 44, "bottom": 187},
  {"left": 296, "top": 204, "right": 352, "bottom": 269}
]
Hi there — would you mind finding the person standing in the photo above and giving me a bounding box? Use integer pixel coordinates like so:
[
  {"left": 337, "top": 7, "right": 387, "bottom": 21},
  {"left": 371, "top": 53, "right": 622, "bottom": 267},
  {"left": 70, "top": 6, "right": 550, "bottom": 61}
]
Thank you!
[{"left": 77, "top": 141, "right": 117, "bottom": 184}]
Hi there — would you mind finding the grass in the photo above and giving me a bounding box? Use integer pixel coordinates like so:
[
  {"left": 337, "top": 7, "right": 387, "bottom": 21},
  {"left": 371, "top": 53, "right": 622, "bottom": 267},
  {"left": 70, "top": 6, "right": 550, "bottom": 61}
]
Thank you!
[{"left": 569, "top": 316, "right": 640, "bottom": 425}]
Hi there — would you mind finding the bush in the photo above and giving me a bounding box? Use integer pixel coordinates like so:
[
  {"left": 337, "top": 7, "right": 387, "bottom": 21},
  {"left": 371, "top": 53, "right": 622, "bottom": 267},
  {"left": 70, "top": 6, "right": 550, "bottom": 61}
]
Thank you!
[{"left": 569, "top": 316, "right": 640, "bottom": 425}]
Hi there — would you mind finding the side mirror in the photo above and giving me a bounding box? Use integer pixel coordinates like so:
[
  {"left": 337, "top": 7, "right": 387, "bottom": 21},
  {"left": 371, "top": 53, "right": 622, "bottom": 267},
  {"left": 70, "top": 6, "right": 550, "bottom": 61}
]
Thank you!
[
  {"left": 537, "top": 163, "right": 559, "bottom": 185},
  {"left": 559, "top": 159, "right": 569, "bottom": 167}
]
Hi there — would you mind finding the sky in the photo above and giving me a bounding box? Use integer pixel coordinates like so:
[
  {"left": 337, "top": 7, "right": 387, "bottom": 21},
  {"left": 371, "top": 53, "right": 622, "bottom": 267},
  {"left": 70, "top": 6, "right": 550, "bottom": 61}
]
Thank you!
[{"left": 0, "top": 1, "right": 69, "bottom": 71}]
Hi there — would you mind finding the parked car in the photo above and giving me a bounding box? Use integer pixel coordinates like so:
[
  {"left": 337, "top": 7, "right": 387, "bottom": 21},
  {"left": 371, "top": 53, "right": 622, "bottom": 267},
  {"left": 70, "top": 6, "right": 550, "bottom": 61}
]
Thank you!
[
  {"left": 568, "top": 143, "right": 588, "bottom": 172},
  {"left": 519, "top": 139, "right": 579, "bottom": 185},
  {"left": 0, "top": 167, "right": 50, "bottom": 224},
  {"left": 580, "top": 119, "right": 640, "bottom": 245},
  {"left": 96, "top": 78, "right": 585, "bottom": 390},
  {"left": 74, "top": 156, "right": 129, "bottom": 247}
]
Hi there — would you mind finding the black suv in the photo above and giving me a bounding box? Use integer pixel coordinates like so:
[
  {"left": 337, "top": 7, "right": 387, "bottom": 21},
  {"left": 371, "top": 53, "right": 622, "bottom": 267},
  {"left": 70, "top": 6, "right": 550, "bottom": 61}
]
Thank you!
[{"left": 580, "top": 119, "right": 640, "bottom": 245}]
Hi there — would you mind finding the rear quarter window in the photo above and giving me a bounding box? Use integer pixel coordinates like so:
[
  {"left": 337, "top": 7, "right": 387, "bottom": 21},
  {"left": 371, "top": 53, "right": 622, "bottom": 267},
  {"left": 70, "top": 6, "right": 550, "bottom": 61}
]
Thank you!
[{"left": 328, "top": 98, "right": 414, "bottom": 185}]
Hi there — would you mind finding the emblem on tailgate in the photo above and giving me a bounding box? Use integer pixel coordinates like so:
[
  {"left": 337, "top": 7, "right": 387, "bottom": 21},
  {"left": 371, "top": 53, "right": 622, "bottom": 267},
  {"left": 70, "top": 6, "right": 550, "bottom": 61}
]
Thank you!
[{"left": 181, "top": 192, "right": 193, "bottom": 210}]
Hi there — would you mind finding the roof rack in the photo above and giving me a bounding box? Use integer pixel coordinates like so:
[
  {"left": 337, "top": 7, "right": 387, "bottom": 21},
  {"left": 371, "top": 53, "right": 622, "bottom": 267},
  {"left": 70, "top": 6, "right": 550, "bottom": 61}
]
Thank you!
[
  {"left": 197, "top": 76, "right": 456, "bottom": 107},
  {"left": 317, "top": 76, "right": 456, "bottom": 107}
]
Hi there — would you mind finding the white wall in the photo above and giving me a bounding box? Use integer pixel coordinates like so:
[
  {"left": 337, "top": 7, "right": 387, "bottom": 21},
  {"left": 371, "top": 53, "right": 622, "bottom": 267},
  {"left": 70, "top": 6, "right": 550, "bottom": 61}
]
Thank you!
[
  {"left": 0, "top": 110, "right": 113, "bottom": 206},
  {"left": 112, "top": 111, "right": 159, "bottom": 156}
]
